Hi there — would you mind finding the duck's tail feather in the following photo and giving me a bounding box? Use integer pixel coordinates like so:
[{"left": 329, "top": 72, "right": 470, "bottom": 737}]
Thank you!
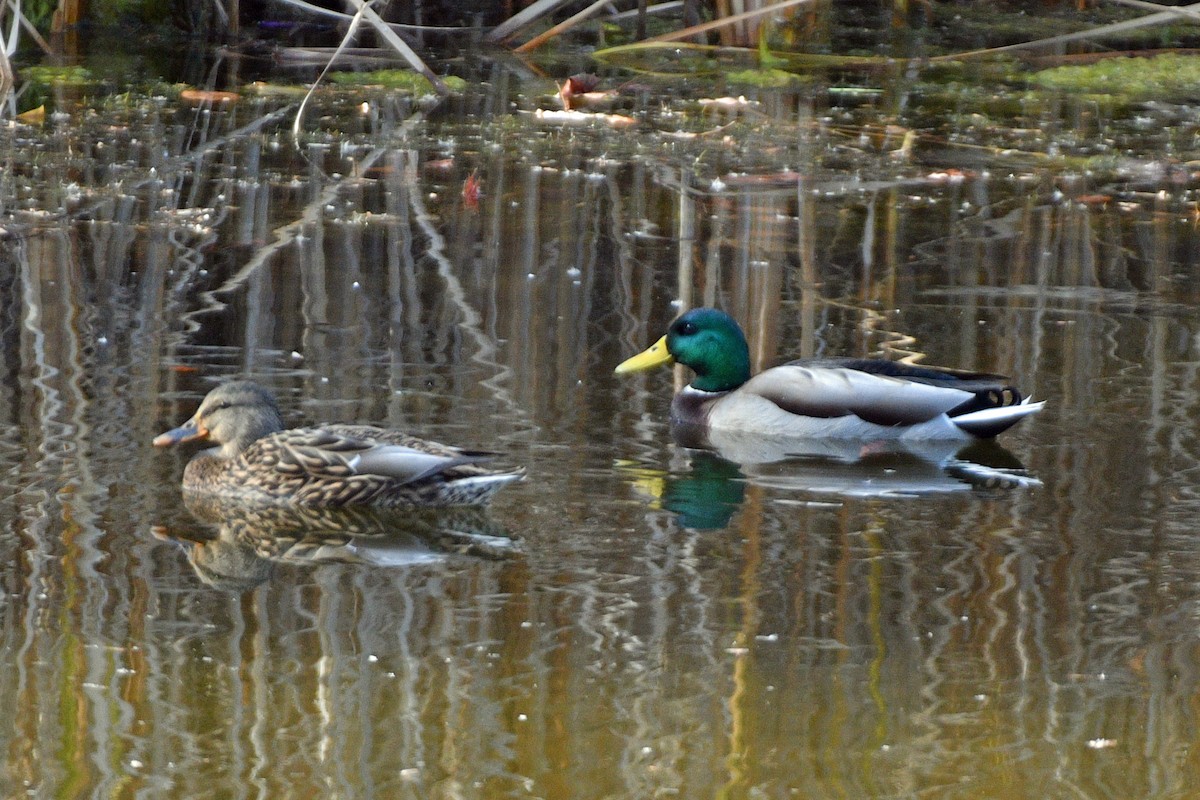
[
  {"left": 951, "top": 397, "right": 1045, "bottom": 438},
  {"left": 442, "top": 469, "right": 527, "bottom": 505}
]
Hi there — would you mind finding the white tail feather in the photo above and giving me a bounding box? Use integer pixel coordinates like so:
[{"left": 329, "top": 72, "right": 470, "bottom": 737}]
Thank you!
[{"left": 953, "top": 397, "right": 1045, "bottom": 436}]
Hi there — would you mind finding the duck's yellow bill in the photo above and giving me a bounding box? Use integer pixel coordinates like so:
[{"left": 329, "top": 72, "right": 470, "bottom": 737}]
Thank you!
[{"left": 614, "top": 335, "right": 674, "bottom": 374}]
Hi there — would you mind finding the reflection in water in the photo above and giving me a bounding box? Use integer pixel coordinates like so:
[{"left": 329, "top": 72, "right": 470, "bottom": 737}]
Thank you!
[
  {"left": 739, "top": 443, "right": 1039, "bottom": 496},
  {"left": 155, "top": 496, "right": 519, "bottom": 592},
  {"left": 691, "top": 424, "right": 1039, "bottom": 494},
  {"left": 621, "top": 432, "right": 1039, "bottom": 529},
  {"left": 619, "top": 453, "right": 747, "bottom": 530}
]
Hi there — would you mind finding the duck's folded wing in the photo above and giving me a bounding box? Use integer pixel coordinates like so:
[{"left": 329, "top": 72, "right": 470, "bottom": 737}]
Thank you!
[
  {"left": 245, "top": 430, "right": 362, "bottom": 477},
  {"left": 322, "top": 424, "right": 482, "bottom": 457},
  {"left": 348, "top": 446, "right": 489, "bottom": 483},
  {"left": 743, "top": 365, "right": 980, "bottom": 426},
  {"left": 255, "top": 429, "right": 486, "bottom": 484}
]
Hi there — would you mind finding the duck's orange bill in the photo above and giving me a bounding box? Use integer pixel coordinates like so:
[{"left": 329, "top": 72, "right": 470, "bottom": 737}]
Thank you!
[{"left": 153, "top": 419, "right": 209, "bottom": 447}]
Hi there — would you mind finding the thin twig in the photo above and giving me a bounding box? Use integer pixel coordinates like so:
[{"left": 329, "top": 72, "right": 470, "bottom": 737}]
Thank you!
[
  {"left": 292, "top": 3, "right": 365, "bottom": 139},
  {"left": 515, "top": 0, "right": 612, "bottom": 52},
  {"left": 931, "top": 0, "right": 1200, "bottom": 61},
  {"left": 273, "top": 0, "right": 472, "bottom": 34},
  {"left": 0, "top": 25, "right": 16, "bottom": 116},
  {"left": 485, "top": 0, "right": 575, "bottom": 43},
  {"left": 606, "top": 1, "right": 679, "bottom": 22},
  {"left": 644, "top": 0, "right": 815, "bottom": 44},
  {"left": 1106, "top": 0, "right": 1200, "bottom": 23},
  {"left": 6, "top": 1, "right": 51, "bottom": 56},
  {"left": 4, "top": 0, "right": 18, "bottom": 55},
  {"left": 0, "top": 48, "right": 11, "bottom": 107}
]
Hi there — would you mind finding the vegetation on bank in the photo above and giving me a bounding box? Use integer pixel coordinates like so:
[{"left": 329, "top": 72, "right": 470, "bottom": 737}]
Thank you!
[{"left": 3, "top": 0, "right": 1200, "bottom": 164}]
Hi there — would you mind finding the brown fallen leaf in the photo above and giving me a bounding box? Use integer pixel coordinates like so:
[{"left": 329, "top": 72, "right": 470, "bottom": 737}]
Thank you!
[
  {"left": 558, "top": 73, "right": 601, "bottom": 110},
  {"left": 180, "top": 89, "right": 240, "bottom": 106}
]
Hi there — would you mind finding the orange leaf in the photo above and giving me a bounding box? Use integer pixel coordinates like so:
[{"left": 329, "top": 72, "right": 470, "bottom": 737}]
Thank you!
[{"left": 180, "top": 89, "right": 240, "bottom": 106}]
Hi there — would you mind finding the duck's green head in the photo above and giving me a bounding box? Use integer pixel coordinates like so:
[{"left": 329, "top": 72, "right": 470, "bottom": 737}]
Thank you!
[{"left": 615, "top": 308, "right": 752, "bottom": 393}]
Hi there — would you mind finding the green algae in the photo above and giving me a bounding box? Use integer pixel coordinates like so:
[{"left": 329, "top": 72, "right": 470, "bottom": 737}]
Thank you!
[
  {"left": 23, "top": 65, "right": 94, "bottom": 88},
  {"left": 329, "top": 70, "right": 466, "bottom": 94},
  {"left": 726, "top": 67, "right": 808, "bottom": 88},
  {"left": 1031, "top": 54, "right": 1200, "bottom": 100}
]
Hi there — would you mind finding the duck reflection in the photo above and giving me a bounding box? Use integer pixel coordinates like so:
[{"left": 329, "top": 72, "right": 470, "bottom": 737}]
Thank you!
[
  {"left": 623, "top": 426, "right": 1040, "bottom": 529},
  {"left": 621, "top": 453, "right": 747, "bottom": 530},
  {"left": 154, "top": 495, "right": 519, "bottom": 592}
]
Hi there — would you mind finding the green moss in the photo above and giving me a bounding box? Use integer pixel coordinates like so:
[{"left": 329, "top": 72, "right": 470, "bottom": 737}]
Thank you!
[
  {"left": 328, "top": 70, "right": 466, "bottom": 94},
  {"left": 726, "top": 68, "right": 806, "bottom": 88},
  {"left": 24, "top": 65, "right": 94, "bottom": 87},
  {"left": 1031, "top": 54, "right": 1200, "bottom": 100}
]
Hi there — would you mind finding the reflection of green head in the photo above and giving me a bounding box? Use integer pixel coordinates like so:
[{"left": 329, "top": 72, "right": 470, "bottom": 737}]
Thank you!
[
  {"left": 665, "top": 453, "right": 745, "bottom": 530},
  {"left": 666, "top": 308, "right": 753, "bottom": 393}
]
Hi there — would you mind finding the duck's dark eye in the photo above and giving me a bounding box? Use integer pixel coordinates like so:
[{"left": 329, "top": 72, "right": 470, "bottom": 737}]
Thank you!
[{"left": 676, "top": 321, "right": 697, "bottom": 336}]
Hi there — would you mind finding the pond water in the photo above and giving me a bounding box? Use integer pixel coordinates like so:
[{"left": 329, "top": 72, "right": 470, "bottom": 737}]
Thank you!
[{"left": 5, "top": 33, "right": 1200, "bottom": 800}]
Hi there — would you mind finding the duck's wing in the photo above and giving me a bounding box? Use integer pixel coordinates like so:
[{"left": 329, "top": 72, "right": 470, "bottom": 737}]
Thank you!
[
  {"left": 742, "top": 361, "right": 991, "bottom": 426},
  {"left": 248, "top": 428, "right": 491, "bottom": 485},
  {"left": 321, "top": 424, "right": 487, "bottom": 457},
  {"left": 798, "top": 358, "right": 1016, "bottom": 393}
]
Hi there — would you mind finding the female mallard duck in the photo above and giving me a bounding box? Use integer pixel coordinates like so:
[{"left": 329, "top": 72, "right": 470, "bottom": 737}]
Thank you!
[
  {"left": 615, "top": 308, "right": 1043, "bottom": 440},
  {"left": 153, "top": 381, "right": 524, "bottom": 507}
]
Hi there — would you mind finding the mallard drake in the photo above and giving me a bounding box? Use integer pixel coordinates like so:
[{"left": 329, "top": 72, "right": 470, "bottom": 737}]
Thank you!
[
  {"left": 615, "top": 307, "right": 1044, "bottom": 440},
  {"left": 153, "top": 381, "right": 524, "bottom": 507}
]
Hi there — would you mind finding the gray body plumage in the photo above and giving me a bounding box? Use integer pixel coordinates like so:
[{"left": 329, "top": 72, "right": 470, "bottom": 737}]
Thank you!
[{"left": 675, "top": 358, "right": 1042, "bottom": 440}]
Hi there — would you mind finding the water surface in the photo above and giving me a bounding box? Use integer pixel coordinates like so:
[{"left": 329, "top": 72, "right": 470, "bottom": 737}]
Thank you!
[{"left": 3, "top": 43, "right": 1200, "bottom": 799}]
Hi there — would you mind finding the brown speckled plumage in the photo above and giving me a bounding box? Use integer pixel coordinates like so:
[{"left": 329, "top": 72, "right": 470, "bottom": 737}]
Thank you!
[
  {"left": 163, "top": 497, "right": 519, "bottom": 590},
  {"left": 154, "top": 381, "right": 524, "bottom": 507}
]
